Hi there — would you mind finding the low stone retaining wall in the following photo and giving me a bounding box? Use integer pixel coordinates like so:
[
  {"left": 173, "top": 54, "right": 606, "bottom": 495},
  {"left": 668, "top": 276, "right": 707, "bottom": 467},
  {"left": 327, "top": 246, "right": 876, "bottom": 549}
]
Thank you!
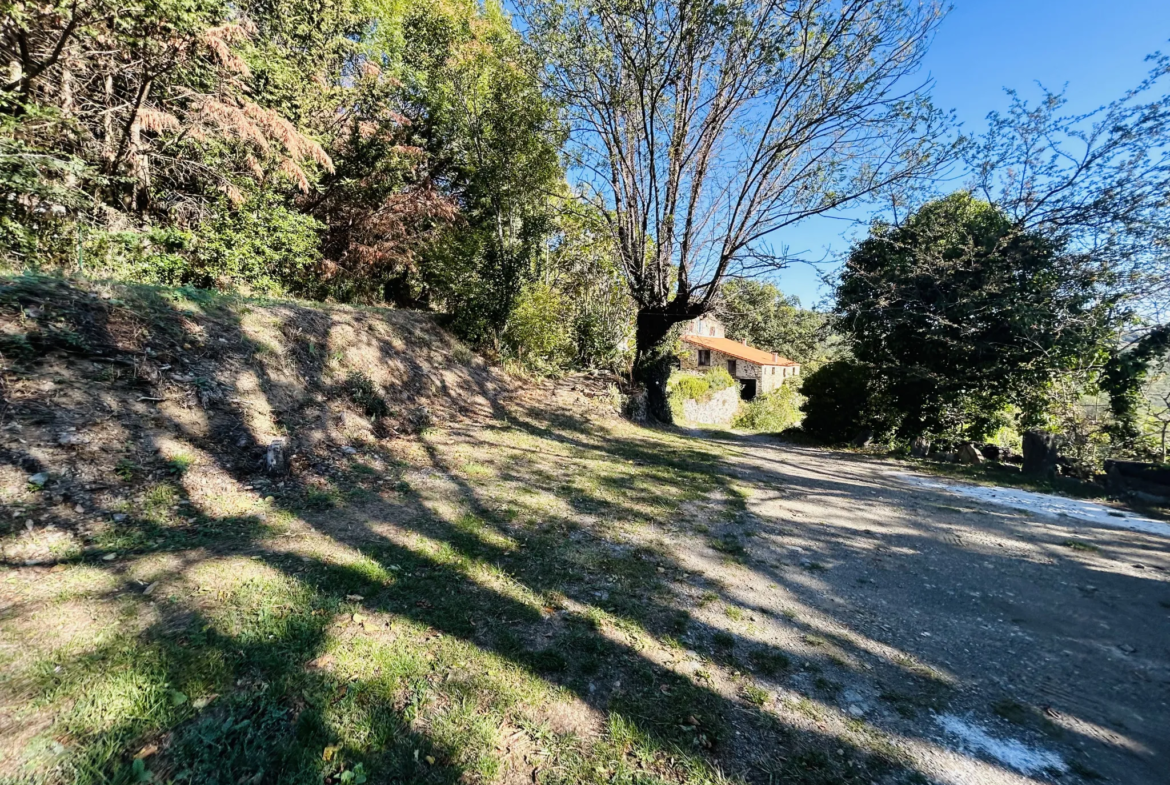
[{"left": 681, "top": 386, "right": 741, "bottom": 425}]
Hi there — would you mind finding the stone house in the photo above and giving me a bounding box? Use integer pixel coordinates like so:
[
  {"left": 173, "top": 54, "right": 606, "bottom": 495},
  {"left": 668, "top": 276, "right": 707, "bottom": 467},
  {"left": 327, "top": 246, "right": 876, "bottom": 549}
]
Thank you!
[{"left": 679, "top": 315, "right": 800, "bottom": 400}]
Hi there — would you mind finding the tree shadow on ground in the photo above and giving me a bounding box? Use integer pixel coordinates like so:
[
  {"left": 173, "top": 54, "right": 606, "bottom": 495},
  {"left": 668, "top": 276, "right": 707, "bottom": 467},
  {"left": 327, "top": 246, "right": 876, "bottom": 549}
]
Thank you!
[{"left": 0, "top": 274, "right": 1109, "bottom": 785}]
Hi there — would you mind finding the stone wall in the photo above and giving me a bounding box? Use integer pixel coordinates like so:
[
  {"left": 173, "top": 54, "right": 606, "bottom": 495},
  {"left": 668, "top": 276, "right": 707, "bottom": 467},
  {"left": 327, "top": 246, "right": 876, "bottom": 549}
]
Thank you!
[{"left": 681, "top": 385, "right": 741, "bottom": 425}]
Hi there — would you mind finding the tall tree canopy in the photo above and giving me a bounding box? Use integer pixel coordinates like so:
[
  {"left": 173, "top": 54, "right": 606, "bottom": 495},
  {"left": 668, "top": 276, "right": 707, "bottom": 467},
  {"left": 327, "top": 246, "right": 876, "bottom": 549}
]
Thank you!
[
  {"left": 836, "top": 192, "right": 1112, "bottom": 441},
  {"left": 518, "top": 0, "right": 954, "bottom": 419},
  {"left": 715, "top": 279, "right": 832, "bottom": 365}
]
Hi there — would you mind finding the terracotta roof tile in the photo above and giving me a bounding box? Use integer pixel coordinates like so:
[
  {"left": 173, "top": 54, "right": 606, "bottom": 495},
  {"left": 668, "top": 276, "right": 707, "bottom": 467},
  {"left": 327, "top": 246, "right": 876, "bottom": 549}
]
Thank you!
[{"left": 681, "top": 334, "right": 798, "bottom": 366}]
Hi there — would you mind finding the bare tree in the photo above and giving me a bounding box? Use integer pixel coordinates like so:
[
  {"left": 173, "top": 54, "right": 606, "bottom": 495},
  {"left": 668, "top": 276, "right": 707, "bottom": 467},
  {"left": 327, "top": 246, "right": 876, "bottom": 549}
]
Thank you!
[
  {"left": 518, "top": 0, "right": 953, "bottom": 419},
  {"left": 967, "top": 54, "right": 1170, "bottom": 322}
]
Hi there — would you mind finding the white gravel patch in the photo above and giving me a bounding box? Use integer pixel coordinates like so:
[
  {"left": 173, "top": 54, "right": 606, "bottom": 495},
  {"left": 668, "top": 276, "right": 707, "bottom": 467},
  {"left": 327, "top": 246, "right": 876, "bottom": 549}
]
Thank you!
[
  {"left": 898, "top": 474, "right": 1170, "bottom": 538},
  {"left": 936, "top": 714, "right": 1066, "bottom": 775}
]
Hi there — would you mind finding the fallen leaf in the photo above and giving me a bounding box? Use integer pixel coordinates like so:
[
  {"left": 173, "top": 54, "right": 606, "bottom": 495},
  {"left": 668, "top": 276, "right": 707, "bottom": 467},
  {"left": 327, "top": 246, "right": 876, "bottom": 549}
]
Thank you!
[
  {"left": 135, "top": 743, "right": 158, "bottom": 759},
  {"left": 425, "top": 755, "right": 435, "bottom": 765},
  {"left": 193, "top": 694, "right": 217, "bottom": 710},
  {"left": 143, "top": 582, "right": 159, "bottom": 596},
  {"left": 322, "top": 745, "right": 339, "bottom": 762},
  {"left": 346, "top": 594, "right": 364, "bottom": 601},
  {"left": 352, "top": 613, "right": 366, "bottom": 624}
]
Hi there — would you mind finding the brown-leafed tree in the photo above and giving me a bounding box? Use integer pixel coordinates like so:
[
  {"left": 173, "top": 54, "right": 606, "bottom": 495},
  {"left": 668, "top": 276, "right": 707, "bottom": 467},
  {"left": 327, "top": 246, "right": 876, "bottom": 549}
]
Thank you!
[
  {"left": 519, "top": 0, "right": 954, "bottom": 419},
  {"left": 1, "top": 1, "right": 333, "bottom": 217}
]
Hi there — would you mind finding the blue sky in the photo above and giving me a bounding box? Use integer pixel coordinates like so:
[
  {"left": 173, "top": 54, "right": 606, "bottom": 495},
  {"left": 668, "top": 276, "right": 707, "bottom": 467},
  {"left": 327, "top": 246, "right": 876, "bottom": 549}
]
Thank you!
[{"left": 773, "top": 0, "right": 1170, "bottom": 308}]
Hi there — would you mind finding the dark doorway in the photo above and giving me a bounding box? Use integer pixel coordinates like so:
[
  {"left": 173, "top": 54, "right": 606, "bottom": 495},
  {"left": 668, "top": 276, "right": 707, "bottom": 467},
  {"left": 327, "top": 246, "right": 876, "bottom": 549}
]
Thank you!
[{"left": 739, "top": 378, "right": 757, "bottom": 401}]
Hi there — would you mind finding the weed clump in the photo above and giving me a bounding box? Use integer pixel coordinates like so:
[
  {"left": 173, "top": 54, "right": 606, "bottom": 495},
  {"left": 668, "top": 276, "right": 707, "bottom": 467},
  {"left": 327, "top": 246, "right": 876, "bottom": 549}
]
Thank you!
[{"left": 345, "top": 371, "right": 390, "bottom": 418}]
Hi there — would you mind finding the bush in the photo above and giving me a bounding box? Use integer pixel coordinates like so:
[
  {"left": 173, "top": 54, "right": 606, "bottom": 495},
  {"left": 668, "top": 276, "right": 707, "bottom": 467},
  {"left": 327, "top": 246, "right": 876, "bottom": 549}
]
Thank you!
[
  {"left": 668, "top": 368, "right": 736, "bottom": 420},
  {"left": 192, "top": 193, "right": 322, "bottom": 295},
  {"left": 669, "top": 368, "right": 734, "bottom": 401},
  {"left": 81, "top": 226, "right": 193, "bottom": 285},
  {"left": 502, "top": 280, "right": 575, "bottom": 373},
  {"left": 673, "top": 374, "right": 711, "bottom": 402},
  {"left": 800, "top": 359, "right": 888, "bottom": 444},
  {"left": 72, "top": 194, "right": 322, "bottom": 296},
  {"left": 734, "top": 381, "right": 803, "bottom": 432}
]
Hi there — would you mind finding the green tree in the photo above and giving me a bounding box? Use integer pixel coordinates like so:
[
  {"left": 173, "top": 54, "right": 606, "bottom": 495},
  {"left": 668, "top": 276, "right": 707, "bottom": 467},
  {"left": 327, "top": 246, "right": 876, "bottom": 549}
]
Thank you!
[
  {"left": 716, "top": 279, "right": 834, "bottom": 366},
  {"left": 834, "top": 192, "right": 1112, "bottom": 441},
  {"left": 799, "top": 359, "right": 890, "bottom": 444},
  {"left": 400, "top": 0, "right": 563, "bottom": 344}
]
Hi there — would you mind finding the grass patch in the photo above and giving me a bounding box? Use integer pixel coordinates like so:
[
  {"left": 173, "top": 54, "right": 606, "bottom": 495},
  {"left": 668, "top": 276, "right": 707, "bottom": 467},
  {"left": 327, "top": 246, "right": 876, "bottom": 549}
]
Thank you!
[
  {"left": 992, "top": 698, "right": 1062, "bottom": 737},
  {"left": 747, "top": 649, "right": 791, "bottom": 676},
  {"left": 742, "top": 683, "right": 769, "bottom": 706},
  {"left": 344, "top": 371, "right": 390, "bottom": 419},
  {"left": 1062, "top": 540, "right": 1099, "bottom": 552}
]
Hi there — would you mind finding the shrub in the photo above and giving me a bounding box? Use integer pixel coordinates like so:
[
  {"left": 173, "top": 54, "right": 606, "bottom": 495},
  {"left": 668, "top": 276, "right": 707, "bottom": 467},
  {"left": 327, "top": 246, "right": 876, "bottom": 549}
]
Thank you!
[
  {"left": 192, "top": 193, "right": 322, "bottom": 295},
  {"left": 733, "top": 381, "right": 803, "bottom": 432},
  {"left": 502, "top": 280, "right": 574, "bottom": 373},
  {"left": 673, "top": 374, "right": 711, "bottom": 402},
  {"left": 800, "top": 359, "right": 889, "bottom": 444},
  {"left": 669, "top": 368, "right": 735, "bottom": 402},
  {"left": 668, "top": 368, "right": 737, "bottom": 420},
  {"left": 82, "top": 226, "right": 192, "bottom": 285}
]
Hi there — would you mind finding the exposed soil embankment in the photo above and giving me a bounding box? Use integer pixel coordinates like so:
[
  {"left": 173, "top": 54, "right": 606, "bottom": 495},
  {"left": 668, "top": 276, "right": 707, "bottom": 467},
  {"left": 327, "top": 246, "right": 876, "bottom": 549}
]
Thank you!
[{"left": 0, "top": 274, "right": 618, "bottom": 565}]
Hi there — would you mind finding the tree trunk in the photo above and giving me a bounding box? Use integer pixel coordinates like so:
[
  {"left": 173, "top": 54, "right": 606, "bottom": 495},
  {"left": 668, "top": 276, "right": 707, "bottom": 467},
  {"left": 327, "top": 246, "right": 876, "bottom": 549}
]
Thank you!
[{"left": 632, "top": 302, "right": 702, "bottom": 423}]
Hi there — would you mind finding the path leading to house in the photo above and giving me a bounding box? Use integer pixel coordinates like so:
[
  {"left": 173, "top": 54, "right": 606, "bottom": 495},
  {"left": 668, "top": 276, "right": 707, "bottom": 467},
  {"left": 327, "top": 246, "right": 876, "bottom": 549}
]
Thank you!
[
  {"left": 4, "top": 359, "right": 1168, "bottom": 785},
  {"left": 678, "top": 432, "right": 1170, "bottom": 784}
]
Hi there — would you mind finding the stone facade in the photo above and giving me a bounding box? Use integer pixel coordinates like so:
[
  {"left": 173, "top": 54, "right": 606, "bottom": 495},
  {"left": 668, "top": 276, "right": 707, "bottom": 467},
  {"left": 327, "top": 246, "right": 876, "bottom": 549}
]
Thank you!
[
  {"left": 679, "top": 315, "right": 800, "bottom": 399},
  {"left": 680, "top": 385, "right": 741, "bottom": 425}
]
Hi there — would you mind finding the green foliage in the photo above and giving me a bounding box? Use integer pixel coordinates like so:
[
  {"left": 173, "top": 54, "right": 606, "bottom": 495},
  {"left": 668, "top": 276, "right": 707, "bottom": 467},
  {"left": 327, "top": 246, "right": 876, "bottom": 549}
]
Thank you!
[
  {"left": 192, "top": 194, "right": 323, "bottom": 295},
  {"left": 669, "top": 369, "right": 734, "bottom": 402},
  {"left": 345, "top": 372, "right": 390, "bottom": 419},
  {"left": 718, "top": 279, "right": 836, "bottom": 366},
  {"left": 667, "top": 368, "right": 735, "bottom": 421},
  {"left": 800, "top": 360, "right": 889, "bottom": 444},
  {"left": 1101, "top": 325, "right": 1170, "bottom": 446},
  {"left": 673, "top": 375, "right": 713, "bottom": 402},
  {"left": 80, "top": 227, "right": 193, "bottom": 286},
  {"left": 2, "top": 0, "right": 600, "bottom": 367},
  {"left": 733, "top": 382, "right": 804, "bottom": 432},
  {"left": 834, "top": 192, "right": 1113, "bottom": 442},
  {"left": 502, "top": 280, "right": 574, "bottom": 373}
]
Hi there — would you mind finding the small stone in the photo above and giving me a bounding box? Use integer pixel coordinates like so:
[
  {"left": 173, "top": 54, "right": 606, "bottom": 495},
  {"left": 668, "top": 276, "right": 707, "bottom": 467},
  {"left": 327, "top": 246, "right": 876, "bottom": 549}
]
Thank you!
[
  {"left": 1118, "top": 643, "right": 1137, "bottom": 654},
  {"left": 112, "top": 513, "right": 127, "bottom": 522},
  {"left": 25, "top": 520, "right": 34, "bottom": 531},
  {"left": 143, "top": 582, "right": 158, "bottom": 596},
  {"left": 74, "top": 504, "right": 85, "bottom": 514},
  {"left": 28, "top": 472, "right": 49, "bottom": 488},
  {"left": 266, "top": 439, "right": 288, "bottom": 475},
  {"left": 101, "top": 553, "right": 117, "bottom": 561},
  {"left": 800, "top": 559, "right": 813, "bottom": 568},
  {"left": 848, "top": 705, "right": 865, "bottom": 717},
  {"left": 341, "top": 446, "right": 358, "bottom": 455}
]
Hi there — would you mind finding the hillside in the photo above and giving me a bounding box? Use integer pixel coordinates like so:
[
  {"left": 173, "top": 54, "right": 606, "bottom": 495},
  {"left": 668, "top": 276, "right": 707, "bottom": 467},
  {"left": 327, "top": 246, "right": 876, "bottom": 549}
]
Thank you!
[{"left": 2, "top": 274, "right": 1167, "bottom": 785}]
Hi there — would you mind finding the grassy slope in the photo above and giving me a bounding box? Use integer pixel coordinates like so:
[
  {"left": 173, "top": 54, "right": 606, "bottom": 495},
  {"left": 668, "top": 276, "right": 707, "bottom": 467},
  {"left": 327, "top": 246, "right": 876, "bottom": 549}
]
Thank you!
[{"left": 0, "top": 274, "right": 921, "bottom": 785}]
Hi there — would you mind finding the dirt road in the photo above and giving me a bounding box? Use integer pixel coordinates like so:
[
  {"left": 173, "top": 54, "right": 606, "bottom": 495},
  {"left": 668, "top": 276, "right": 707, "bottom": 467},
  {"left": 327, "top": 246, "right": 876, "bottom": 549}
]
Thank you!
[{"left": 679, "top": 434, "right": 1170, "bottom": 784}]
